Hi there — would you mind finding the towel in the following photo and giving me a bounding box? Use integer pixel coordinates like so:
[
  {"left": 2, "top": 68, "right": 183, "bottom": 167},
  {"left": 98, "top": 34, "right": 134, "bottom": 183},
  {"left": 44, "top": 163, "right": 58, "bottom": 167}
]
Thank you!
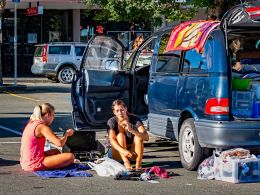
[
  {"left": 34, "top": 163, "right": 92, "bottom": 179},
  {"left": 165, "top": 20, "right": 220, "bottom": 53}
]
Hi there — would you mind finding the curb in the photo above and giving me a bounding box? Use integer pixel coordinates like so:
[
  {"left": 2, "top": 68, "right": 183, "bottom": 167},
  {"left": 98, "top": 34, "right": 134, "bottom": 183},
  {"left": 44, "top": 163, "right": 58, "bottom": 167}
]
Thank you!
[
  {"left": 2, "top": 77, "right": 52, "bottom": 84},
  {"left": 0, "top": 84, "right": 27, "bottom": 91}
]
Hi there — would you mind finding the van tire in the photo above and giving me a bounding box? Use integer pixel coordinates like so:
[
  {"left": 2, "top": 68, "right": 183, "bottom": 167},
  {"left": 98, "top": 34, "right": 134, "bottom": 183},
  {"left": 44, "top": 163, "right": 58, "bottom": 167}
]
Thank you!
[
  {"left": 179, "top": 118, "right": 203, "bottom": 170},
  {"left": 58, "top": 66, "right": 75, "bottom": 84}
]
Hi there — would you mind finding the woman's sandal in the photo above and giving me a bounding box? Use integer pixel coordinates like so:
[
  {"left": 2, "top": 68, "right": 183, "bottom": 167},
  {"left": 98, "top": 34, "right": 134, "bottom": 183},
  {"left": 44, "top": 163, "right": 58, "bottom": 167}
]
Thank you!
[{"left": 123, "top": 161, "right": 133, "bottom": 171}]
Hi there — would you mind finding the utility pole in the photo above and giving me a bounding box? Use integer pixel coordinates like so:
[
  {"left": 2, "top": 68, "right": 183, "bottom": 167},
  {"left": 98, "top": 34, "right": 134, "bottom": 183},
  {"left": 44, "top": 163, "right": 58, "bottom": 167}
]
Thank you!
[{"left": 12, "top": 0, "right": 20, "bottom": 86}]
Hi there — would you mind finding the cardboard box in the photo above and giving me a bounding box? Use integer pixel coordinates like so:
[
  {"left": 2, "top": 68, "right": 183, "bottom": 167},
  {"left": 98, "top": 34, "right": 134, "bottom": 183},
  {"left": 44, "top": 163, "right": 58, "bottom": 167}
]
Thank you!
[{"left": 216, "top": 158, "right": 260, "bottom": 183}]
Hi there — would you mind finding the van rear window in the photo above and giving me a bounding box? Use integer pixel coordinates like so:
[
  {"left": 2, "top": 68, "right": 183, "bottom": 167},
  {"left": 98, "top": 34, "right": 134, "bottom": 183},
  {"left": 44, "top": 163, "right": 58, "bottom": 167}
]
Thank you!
[{"left": 34, "top": 46, "right": 44, "bottom": 57}]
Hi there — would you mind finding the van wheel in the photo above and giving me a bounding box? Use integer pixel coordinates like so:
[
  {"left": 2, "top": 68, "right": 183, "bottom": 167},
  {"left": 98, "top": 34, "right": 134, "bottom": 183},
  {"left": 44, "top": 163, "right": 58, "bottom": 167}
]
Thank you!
[
  {"left": 58, "top": 66, "right": 75, "bottom": 84},
  {"left": 179, "top": 118, "right": 203, "bottom": 171}
]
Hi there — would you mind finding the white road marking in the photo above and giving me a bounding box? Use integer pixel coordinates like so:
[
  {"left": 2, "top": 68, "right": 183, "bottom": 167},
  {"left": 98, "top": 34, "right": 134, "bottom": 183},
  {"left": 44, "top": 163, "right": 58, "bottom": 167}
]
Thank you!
[
  {"left": 0, "top": 142, "right": 21, "bottom": 144},
  {"left": 0, "top": 125, "right": 22, "bottom": 136}
]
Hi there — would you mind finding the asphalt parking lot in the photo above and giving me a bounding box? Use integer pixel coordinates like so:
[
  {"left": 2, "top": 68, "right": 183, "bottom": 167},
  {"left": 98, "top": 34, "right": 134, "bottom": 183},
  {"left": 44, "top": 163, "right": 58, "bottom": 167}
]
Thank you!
[{"left": 1, "top": 81, "right": 260, "bottom": 195}]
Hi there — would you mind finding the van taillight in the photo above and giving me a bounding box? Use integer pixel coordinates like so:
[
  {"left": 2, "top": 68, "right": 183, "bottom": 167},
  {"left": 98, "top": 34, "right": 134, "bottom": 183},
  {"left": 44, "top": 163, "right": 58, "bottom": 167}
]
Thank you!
[
  {"left": 42, "top": 45, "right": 47, "bottom": 63},
  {"left": 205, "top": 98, "right": 229, "bottom": 115}
]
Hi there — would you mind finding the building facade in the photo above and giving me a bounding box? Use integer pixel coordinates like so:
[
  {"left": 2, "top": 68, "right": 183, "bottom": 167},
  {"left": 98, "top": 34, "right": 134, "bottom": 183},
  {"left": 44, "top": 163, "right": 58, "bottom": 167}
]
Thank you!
[
  {"left": 2, "top": 0, "right": 150, "bottom": 76},
  {"left": 2, "top": 0, "right": 87, "bottom": 75}
]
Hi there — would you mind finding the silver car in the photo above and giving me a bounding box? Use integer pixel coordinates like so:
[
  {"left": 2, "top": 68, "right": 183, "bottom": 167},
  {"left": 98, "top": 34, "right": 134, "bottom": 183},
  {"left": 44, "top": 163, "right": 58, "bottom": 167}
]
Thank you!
[{"left": 31, "top": 42, "right": 86, "bottom": 84}]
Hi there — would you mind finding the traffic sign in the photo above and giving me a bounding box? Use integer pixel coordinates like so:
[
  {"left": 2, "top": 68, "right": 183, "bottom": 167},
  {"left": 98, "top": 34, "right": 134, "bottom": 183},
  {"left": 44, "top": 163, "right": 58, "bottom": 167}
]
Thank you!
[{"left": 12, "top": 0, "right": 20, "bottom": 3}]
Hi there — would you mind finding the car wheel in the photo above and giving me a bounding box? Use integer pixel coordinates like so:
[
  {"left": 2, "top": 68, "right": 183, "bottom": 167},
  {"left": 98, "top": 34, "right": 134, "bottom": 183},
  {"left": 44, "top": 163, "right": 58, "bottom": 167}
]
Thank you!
[
  {"left": 58, "top": 66, "right": 75, "bottom": 84},
  {"left": 179, "top": 118, "right": 203, "bottom": 170}
]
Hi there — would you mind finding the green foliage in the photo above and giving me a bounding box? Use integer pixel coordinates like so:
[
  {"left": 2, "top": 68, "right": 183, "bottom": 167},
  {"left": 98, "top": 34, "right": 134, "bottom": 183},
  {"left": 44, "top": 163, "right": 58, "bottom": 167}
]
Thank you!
[
  {"left": 0, "top": 0, "right": 6, "bottom": 15},
  {"left": 83, "top": 0, "right": 244, "bottom": 26},
  {"left": 83, "top": 0, "right": 205, "bottom": 26}
]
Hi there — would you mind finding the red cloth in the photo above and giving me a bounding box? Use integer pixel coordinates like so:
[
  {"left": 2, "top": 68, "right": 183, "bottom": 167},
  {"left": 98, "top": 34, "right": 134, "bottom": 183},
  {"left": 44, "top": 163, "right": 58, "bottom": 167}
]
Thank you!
[
  {"left": 147, "top": 166, "right": 170, "bottom": 178},
  {"left": 165, "top": 20, "right": 220, "bottom": 53}
]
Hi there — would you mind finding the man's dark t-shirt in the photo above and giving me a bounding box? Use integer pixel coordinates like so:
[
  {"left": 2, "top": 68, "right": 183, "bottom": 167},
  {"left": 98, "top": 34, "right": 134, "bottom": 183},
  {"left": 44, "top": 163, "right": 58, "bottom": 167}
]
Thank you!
[{"left": 107, "top": 115, "right": 143, "bottom": 145}]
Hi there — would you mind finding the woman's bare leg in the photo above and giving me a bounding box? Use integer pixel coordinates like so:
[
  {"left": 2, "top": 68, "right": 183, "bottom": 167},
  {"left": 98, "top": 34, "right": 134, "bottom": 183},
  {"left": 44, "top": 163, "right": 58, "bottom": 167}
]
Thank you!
[
  {"left": 42, "top": 152, "right": 75, "bottom": 170},
  {"left": 111, "top": 132, "right": 132, "bottom": 170},
  {"left": 44, "top": 148, "right": 61, "bottom": 156},
  {"left": 133, "top": 136, "right": 144, "bottom": 169}
]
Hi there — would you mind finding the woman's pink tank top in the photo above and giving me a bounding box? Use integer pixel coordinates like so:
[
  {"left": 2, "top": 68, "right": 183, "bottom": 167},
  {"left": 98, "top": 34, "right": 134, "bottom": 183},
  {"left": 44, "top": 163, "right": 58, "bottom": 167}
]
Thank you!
[{"left": 20, "top": 120, "right": 46, "bottom": 171}]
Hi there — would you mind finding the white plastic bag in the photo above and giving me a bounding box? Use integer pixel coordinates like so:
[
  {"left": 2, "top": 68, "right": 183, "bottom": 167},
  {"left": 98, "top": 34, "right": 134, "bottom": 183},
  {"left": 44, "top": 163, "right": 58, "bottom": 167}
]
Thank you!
[
  {"left": 197, "top": 155, "right": 215, "bottom": 180},
  {"left": 88, "top": 157, "right": 127, "bottom": 177}
]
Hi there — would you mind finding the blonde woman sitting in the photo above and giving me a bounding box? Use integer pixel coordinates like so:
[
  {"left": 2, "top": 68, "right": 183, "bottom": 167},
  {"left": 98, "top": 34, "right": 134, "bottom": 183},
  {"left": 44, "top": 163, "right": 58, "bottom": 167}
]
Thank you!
[{"left": 20, "top": 103, "right": 75, "bottom": 171}]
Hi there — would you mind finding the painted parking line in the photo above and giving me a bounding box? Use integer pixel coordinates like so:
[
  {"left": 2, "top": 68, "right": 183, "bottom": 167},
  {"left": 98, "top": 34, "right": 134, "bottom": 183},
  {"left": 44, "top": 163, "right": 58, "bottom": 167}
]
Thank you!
[
  {"left": 3, "top": 91, "right": 40, "bottom": 102},
  {"left": 0, "top": 125, "right": 22, "bottom": 136}
]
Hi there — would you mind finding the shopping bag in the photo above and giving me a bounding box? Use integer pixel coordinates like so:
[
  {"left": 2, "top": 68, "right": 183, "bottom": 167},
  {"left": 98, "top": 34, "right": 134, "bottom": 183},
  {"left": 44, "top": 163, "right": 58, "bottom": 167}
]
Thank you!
[{"left": 88, "top": 157, "right": 127, "bottom": 177}]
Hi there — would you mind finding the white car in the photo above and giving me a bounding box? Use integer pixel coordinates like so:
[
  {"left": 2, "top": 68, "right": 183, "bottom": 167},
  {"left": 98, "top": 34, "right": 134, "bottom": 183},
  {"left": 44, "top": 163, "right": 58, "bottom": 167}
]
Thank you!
[{"left": 31, "top": 42, "right": 86, "bottom": 84}]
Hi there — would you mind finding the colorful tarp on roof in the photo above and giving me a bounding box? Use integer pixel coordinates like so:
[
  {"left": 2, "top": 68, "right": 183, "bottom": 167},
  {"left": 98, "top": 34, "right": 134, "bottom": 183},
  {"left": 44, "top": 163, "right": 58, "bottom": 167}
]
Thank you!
[
  {"left": 246, "top": 6, "right": 260, "bottom": 20},
  {"left": 165, "top": 20, "right": 220, "bottom": 53}
]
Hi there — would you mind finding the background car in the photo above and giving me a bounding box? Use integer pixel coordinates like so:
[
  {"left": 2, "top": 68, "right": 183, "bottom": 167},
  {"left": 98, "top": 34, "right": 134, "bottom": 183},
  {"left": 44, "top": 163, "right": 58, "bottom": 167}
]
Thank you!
[{"left": 31, "top": 42, "right": 86, "bottom": 84}]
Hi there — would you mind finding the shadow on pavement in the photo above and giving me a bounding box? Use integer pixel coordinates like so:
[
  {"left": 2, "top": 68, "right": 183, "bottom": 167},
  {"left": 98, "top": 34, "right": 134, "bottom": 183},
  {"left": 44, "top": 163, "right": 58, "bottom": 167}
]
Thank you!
[
  {"left": 0, "top": 112, "right": 73, "bottom": 134},
  {"left": 141, "top": 160, "right": 183, "bottom": 170},
  {"left": 0, "top": 158, "right": 20, "bottom": 167},
  {"left": 0, "top": 85, "right": 71, "bottom": 94}
]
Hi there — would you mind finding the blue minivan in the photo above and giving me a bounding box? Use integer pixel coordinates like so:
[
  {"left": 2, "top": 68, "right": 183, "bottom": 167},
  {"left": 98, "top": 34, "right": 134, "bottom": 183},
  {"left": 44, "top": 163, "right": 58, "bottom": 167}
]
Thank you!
[{"left": 71, "top": 2, "right": 260, "bottom": 170}]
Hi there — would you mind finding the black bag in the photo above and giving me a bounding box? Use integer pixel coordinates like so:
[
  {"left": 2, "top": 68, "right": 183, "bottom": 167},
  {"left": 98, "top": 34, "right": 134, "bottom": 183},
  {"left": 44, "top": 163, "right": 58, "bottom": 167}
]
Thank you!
[{"left": 63, "top": 131, "right": 104, "bottom": 162}]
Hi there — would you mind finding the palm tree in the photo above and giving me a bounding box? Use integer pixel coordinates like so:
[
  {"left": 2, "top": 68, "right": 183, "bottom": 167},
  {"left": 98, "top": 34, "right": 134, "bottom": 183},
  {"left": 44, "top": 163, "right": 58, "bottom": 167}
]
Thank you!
[{"left": 0, "top": 0, "right": 6, "bottom": 85}]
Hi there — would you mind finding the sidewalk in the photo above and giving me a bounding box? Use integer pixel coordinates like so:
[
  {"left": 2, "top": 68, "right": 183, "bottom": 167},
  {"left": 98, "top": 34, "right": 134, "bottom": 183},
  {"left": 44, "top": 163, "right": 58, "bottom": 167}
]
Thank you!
[
  {"left": 0, "top": 76, "right": 52, "bottom": 91},
  {"left": 2, "top": 76, "right": 51, "bottom": 84}
]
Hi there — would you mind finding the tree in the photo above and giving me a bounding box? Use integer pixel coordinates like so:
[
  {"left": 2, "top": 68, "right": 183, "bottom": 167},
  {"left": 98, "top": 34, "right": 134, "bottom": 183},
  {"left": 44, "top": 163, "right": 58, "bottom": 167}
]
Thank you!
[
  {"left": 0, "top": 0, "right": 6, "bottom": 86},
  {"left": 83, "top": 0, "right": 202, "bottom": 26},
  {"left": 83, "top": 0, "right": 243, "bottom": 26}
]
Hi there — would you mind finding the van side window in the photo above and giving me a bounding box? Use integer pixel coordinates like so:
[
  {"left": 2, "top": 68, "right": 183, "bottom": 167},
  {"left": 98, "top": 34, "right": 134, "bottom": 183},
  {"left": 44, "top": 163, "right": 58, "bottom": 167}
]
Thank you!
[
  {"left": 183, "top": 49, "right": 208, "bottom": 73},
  {"left": 156, "top": 33, "right": 181, "bottom": 73},
  {"left": 156, "top": 52, "right": 181, "bottom": 73},
  {"left": 135, "top": 38, "right": 155, "bottom": 68},
  {"left": 83, "top": 37, "right": 123, "bottom": 70}
]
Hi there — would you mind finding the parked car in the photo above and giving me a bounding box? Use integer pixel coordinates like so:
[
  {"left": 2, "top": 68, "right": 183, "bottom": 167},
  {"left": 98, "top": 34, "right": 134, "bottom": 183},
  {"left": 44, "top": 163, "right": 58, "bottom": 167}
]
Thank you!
[
  {"left": 71, "top": 2, "right": 260, "bottom": 170},
  {"left": 31, "top": 42, "right": 86, "bottom": 84}
]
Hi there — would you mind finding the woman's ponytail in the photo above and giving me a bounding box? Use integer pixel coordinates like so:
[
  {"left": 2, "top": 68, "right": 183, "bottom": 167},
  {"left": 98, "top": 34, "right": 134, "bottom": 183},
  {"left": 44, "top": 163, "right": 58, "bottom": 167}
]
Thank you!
[
  {"left": 30, "top": 105, "right": 43, "bottom": 121},
  {"left": 29, "top": 103, "right": 55, "bottom": 121}
]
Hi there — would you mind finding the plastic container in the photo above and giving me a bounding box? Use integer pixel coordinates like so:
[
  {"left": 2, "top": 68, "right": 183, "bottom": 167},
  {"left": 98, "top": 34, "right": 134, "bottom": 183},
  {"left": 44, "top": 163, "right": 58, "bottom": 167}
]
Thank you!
[
  {"left": 232, "top": 91, "right": 255, "bottom": 117},
  {"left": 232, "top": 78, "right": 251, "bottom": 91},
  {"left": 255, "top": 85, "right": 260, "bottom": 100},
  {"left": 253, "top": 101, "right": 260, "bottom": 118},
  {"left": 252, "top": 84, "right": 260, "bottom": 100},
  {"left": 216, "top": 158, "right": 260, "bottom": 183}
]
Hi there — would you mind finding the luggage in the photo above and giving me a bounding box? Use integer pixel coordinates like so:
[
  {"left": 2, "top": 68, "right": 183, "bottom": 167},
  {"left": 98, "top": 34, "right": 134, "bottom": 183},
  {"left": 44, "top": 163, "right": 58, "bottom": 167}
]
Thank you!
[{"left": 63, "top": 131, "right": 105, "bottom": 162}]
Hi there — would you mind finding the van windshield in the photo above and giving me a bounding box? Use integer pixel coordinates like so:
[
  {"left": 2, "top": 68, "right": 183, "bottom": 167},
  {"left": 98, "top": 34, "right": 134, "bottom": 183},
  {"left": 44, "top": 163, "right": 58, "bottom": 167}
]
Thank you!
[{"left": 34, "top": 46, "right": 44, "bottom": 57}]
